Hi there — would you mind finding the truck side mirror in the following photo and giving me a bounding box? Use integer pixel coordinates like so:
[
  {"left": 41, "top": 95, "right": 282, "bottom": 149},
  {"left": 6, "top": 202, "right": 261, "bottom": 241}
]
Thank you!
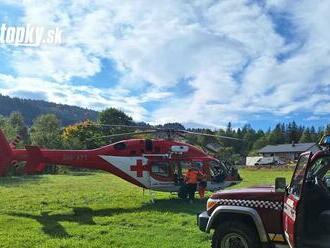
[{"left": 275, "top": 177, "right": 286, "bottom": 192}]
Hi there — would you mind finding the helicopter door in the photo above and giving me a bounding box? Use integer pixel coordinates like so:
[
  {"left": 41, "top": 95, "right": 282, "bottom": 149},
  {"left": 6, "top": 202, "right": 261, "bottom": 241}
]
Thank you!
[
  {"left": 171, "top": 161, "right": 182, "bottom": 185},
  {"left": 149, "top": 160, "right": 174, "bottom": 190}
]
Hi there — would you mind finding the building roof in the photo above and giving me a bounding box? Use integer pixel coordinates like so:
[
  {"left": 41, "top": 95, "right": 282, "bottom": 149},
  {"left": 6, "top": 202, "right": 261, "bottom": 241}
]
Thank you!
[
  {"left": 259, "top": 143, "right": 316, "bottom": 153},
  {"left": 206, "top": 143, "right": 221, "bottom": 152}
]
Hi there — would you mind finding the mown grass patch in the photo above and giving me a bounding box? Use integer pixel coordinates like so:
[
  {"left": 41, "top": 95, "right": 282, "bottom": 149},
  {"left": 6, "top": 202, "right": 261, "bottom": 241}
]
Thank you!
[{"left": 0, "top": 169, "right": 293, "bottom": 248}]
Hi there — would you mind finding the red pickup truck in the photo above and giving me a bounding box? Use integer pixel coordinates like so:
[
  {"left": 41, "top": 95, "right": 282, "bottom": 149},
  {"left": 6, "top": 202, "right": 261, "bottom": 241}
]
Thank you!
[{"left": 197, "top": 138, "right": 330, "bottom": 248}]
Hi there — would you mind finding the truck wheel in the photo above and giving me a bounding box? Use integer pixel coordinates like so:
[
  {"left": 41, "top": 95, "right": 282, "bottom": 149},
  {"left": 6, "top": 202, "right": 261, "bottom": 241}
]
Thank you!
[{"left": 212, "top": 221, "right": 261, "bottom": 248}]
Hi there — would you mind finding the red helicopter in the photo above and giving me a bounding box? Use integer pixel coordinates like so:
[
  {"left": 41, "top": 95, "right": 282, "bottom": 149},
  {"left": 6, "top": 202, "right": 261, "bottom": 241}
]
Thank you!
[{"left": 0, "top": 125, "right": 242, "bottom": 196}]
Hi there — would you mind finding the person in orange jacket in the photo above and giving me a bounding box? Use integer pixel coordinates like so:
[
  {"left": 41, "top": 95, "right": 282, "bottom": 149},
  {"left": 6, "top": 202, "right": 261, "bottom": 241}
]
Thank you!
[
  {"left": 185, "top": 165, "right": 199, "bottom": 203},
  {"left": 198, "top": 167, "right": 207, "bottom": 199}
]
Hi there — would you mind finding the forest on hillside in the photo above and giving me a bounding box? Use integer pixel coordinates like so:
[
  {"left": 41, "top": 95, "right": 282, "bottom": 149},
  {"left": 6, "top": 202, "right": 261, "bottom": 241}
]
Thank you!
[
  {"left": 1, "top": 107, "right": 330, "bottom": 174},
  {"left": 0, "top": 94, "right": 98, "bottom": 126}
]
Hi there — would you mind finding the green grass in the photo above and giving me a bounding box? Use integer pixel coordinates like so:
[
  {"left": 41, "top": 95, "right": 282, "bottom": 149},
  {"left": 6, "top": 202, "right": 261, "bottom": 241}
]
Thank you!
[{"left": 0, "top": 169, "right": 293, "bottom": 248}]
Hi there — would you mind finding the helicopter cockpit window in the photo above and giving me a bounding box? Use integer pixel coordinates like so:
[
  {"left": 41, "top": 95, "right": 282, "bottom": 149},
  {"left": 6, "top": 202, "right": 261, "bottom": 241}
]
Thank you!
[
  {"left": 209, "top": 160, "right": 228, "bottom": 183},
  {"left": 151, "top": 162, "right": 170, "bottom": 177}
]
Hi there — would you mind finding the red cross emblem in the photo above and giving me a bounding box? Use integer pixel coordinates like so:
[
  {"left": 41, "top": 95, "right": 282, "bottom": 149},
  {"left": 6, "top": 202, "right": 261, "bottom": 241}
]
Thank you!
[{"left": 130, "top": 159, "right": 148, "bottom": 177}]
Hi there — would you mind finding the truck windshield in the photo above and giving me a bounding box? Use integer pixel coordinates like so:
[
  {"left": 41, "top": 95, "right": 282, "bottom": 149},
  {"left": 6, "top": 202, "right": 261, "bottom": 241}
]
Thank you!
[{"left": 289, "top": 153, "right": 310, "bottom": 198}]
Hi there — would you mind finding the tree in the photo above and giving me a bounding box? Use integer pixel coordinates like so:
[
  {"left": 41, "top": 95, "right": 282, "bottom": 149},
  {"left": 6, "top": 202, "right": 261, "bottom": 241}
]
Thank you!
[
  {"left": 30, "top": 114, "right": 62, "bottom": 174},
  {"left": 269, "top": 123, "right": 285, "bottom": 144},
  {"left": 162, "top": 122, "right": 185, "bottom": 130},
  {"left": 98, "top": 108, "right": 134, "bottom": 142},
  {"left": 30, "top": 114, "right": 62, "bottom": 149},
  {"left": 286, "top": 121, "right": 300, "bottom": 143},
  {"left": 252, "top": 136, "right": 269, "bottom": 151},
  {"left": 325, "top": 124, "right": 330, "bottom": 135},
  {"left": 99, "top": 108, "right": 133, "bottom": 126},
  {"left": 308, "top": 126, "right": 321, "bottom": 142},
  {"left": 0, "top": 115, "right": 16, "bottom": 139},
  {"left": 226, "top": 122, "right": 232, "bottom": 135},
  {"left": 217, "top": 146, "right": 234, "bottom": 161},
  {"left": 8, "top": 111, "right": 29, "bottom": 144},
  {"left": 62, "top": 120, "right": 103, "bottom": 149},
  {"left": 299, "top": 128, "right": 312, "bottom": 143}
]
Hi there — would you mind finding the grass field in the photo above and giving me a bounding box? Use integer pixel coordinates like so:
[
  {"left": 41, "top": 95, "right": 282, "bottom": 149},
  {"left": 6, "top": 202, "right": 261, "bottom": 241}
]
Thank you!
[{"left": 0, "top": 169, "right": 293, "bottom": 248}]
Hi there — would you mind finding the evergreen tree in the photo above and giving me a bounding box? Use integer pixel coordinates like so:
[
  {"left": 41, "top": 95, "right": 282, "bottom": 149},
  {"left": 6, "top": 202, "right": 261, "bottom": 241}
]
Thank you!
[
  {"left": 269, "top": 123, "right": 285, "bottom": 144},
  {"left": 299, "top": 127, "right": 312, "bottom": 143},
  {"left": 226, "top": 122, "right": 231, "bottom": 133},
  {"left": 252, "top": 136, "right": 269, "bottom": 151}
]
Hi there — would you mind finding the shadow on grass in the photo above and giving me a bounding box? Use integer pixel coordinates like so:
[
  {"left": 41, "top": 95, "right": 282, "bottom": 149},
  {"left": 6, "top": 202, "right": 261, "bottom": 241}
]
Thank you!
[
  {"left": 0, "top": 175, "right": 45, "bottom": 187},
  {"left": 9, "top": 198, "right": 207, "bottom": 238},
  {"left": 59, "top": 171, "right": 96, "bottom": 177},
  {"left": 0, "top": 171, "right": 97, "bottom": 187}
]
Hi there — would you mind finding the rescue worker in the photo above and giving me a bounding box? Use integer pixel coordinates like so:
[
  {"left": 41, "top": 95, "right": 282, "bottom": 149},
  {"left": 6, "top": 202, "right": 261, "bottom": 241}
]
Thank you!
[
  {"left": 184, "top": 164, "right": 199, "bottom": 203},
  {"left": 198, "top": 167, "right": 207, "bottom": 199}
]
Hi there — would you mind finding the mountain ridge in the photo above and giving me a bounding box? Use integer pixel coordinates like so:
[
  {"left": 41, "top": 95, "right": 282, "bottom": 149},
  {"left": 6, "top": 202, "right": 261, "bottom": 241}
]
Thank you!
[{"left": 0, "top": 94, "right": 99, "bottom": 126}]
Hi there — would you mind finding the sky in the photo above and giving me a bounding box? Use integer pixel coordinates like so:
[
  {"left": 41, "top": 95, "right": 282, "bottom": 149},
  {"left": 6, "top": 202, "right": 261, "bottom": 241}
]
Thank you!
[{"left": 0, "top": 0, "right": 330, "bottom": 130}]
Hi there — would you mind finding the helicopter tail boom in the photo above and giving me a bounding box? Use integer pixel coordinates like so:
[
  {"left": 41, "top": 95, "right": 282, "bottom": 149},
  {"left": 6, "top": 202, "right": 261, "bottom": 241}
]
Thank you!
[
  {"left": 23, "top": 146, "right": 46, "bottom": 174},
  {"left": 0, "top": 130, "right": 13, "bottom": 176}
]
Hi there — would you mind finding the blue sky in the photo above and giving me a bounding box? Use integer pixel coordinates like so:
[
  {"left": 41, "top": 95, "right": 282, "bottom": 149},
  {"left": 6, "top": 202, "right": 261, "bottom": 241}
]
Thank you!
[{"left": 0, "top": 0, "right": 330, "bottom": 130}]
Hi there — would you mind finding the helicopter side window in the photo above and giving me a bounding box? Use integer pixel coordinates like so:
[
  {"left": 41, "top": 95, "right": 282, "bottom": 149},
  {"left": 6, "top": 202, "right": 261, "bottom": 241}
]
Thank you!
[
  {"left": 145, "top": 139, "right": 153, "bottom": 151},
  {"left": 192, "top": 161, "right": 203, "bottom": 169},
  {"left": 114, "top": 142, "right": 127, "bottom": 150},
  {"left": 151, "top": 162, "right": 170, "bottom": 177}
]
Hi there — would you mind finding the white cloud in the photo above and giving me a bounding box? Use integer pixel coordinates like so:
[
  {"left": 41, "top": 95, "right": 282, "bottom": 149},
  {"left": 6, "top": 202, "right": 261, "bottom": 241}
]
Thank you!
[
  {"left": 12, "top": 46, "right": 101, "bottom": 81},
  {"left": 0, "top": 73, "right": 162, "bottom": 121},
  {"left": 0, "top": 0, "right": 330, "bottom": 127}
]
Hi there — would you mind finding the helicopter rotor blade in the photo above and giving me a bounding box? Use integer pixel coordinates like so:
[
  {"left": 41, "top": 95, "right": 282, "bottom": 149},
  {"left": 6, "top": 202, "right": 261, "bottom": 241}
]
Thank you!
[
  {"left": 178, "top": 130, "right": 243, "bottom": 141},
  {"left": 82, "top": 122, "right": 243, "bottom": 141},
  {"left": 86, "top": 130, "right": 158, "bottom": 140},
  {"left": 85, "top": 123, "right": 154, "bottom": 130}
]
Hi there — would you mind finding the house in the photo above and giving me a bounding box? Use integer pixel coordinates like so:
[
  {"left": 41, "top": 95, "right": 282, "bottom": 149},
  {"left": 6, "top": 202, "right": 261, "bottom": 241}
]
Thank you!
[{"left": 258, "top": 142, "right": 319, "bottom": 162}]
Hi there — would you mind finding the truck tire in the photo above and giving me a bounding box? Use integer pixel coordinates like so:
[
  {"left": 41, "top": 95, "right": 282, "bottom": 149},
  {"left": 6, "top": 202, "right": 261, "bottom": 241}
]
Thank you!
[{"left": 212, "top": 221, "right": 261, "bottom": 248}]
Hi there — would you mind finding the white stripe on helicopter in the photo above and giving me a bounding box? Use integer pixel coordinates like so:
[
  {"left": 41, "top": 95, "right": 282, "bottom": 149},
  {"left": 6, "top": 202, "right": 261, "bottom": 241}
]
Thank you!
[{"left": 99, "top": 155, "right": 150, "bottom": 186}]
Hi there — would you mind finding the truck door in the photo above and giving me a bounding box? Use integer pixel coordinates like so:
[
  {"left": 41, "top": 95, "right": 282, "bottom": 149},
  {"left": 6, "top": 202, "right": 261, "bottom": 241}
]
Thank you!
[{"left": 283, "top": 152, "right": 311, "bottom": 248}]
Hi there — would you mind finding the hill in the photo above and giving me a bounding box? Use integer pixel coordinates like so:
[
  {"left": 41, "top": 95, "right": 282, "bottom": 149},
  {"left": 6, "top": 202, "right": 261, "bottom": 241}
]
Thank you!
[{"left": 0, "top": 94, "right": 98, "bottom": 126}]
